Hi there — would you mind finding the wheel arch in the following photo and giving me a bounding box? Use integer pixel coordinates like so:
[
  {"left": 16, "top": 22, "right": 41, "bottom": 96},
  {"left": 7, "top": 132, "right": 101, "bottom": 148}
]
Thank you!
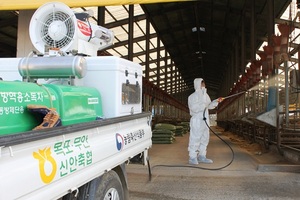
[{"left": 112, "top": 163, "right": 129, "bottom": 200}]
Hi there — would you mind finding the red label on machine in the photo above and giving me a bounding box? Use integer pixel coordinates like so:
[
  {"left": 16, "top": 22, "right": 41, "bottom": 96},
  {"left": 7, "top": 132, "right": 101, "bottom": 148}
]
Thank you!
[{"left": 77, "top": 20, "right": 91, "bottom": 36}]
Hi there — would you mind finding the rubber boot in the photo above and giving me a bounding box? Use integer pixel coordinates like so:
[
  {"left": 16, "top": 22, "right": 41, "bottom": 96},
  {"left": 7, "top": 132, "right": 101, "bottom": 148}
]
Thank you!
[
  {"left": 189, "top": 157, "right": 199, "bottom": 165},
  {"left": 198, "top": 155, "right": 213, "bottom": 164}
]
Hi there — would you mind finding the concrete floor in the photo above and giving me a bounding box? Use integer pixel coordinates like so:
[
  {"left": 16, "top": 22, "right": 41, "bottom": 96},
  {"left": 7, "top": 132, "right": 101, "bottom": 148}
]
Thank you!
[{"left": 126, "top": 126, "right": 300, "bottom": 200}]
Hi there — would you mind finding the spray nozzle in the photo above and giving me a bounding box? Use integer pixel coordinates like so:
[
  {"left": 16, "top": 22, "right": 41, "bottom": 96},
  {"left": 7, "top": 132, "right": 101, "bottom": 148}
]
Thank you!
[
  {"left": 212, "top": 97, "right": 224, "bottom": 103},
  {"left": 217, "top": 97, "right": 224, "bottom": 103}
]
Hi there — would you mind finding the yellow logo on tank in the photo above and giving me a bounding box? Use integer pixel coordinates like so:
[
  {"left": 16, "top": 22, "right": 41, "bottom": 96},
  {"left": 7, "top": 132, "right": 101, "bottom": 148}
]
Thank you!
[{"left": 33, "top": 147, "right": 57, "bottom": 184}]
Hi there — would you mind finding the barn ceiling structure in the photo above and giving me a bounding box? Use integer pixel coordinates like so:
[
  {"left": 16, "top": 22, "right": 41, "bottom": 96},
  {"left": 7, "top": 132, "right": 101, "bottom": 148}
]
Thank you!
[{"left": 0, "top": 0, "right": 295, "bottom": 103}]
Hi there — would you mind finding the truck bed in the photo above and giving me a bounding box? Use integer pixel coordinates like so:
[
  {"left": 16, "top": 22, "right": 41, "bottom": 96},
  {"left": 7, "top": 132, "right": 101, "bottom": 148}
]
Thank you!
[{"left": 0, "top": 112, "right": 152, "bottom": 199}]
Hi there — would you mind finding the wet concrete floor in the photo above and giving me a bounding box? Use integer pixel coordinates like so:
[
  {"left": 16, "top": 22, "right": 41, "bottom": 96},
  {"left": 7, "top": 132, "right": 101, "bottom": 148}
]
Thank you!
[{"left": 127, "top": 126, "right": 300, "bottom": 200}]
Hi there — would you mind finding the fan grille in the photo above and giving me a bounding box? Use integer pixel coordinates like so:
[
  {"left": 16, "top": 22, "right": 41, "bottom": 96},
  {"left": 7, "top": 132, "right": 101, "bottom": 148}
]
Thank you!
[{"left": 41, "top": 11, "right": 75, "bottom": 49}]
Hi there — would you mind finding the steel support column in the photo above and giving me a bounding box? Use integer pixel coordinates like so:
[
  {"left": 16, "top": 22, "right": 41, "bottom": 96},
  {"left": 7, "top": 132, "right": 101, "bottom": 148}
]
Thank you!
[
  {"left": 97, "top": 7, "right": 105, "bottom": 26},
  {"left": 251, "top": 0, "right": 256, "bottom": 60},
  {"left": 241, "top": 12, "right": 246, "bottom": 75},
  {"left": 156, "top": 37, "right": 160, "bottom": 86},
  {"left": 164, "top": 51, "right": 168, "bottom": 91},
  {"left": 170, "top": 61, "right": 173, "bottom": 94},
  {"left": 267, "top": 0, "right": 275, "bottom": 44},
  {"left": 145, "top": 19, "right": 150, "bottom": 80},
  {"left": 128, "top": 5, "right": 134, "bottom": 61},
  {"left": 235, "top": 41, "right": 239, "bottom": 85},
  {"left": 175, "top": 70, "right": 178, "bottom": 94}
]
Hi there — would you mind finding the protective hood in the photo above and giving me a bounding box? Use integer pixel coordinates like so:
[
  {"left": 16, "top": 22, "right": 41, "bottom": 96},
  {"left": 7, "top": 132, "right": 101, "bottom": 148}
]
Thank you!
[{"left": 194, "top": 78, "right": 204, "bottom": 91}]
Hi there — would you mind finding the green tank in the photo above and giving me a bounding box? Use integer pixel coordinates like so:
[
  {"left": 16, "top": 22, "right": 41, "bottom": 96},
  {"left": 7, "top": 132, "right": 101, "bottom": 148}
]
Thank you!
[
  {"left": 45, "top": 84, "right": 103, "bottom": 125},
  {"left": 0, "top": 81, "right": 103, "bottom": 135}
]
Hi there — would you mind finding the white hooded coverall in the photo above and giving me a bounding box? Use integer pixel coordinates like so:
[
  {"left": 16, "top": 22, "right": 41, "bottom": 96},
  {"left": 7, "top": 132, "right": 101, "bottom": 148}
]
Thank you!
[{"left": 188, "top": 78, "right": 218, "bottom": 159}]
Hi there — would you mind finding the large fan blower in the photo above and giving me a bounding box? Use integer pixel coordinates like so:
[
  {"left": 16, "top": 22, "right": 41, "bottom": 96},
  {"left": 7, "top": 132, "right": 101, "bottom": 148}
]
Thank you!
[{"left": 29, "top": 2, "right": 114, "bottom": 56}]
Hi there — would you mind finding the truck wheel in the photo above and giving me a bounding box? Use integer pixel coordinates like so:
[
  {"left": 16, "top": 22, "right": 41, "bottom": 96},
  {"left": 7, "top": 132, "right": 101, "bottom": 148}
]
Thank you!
[{"left": 87, "top": 170, "right": 124, "bottom": 200}]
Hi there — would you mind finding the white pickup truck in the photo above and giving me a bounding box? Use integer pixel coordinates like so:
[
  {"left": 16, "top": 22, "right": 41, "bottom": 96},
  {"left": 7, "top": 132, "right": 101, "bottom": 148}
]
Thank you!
[{"left": 0, "top": 2, "right": 152, "bottom": 199}]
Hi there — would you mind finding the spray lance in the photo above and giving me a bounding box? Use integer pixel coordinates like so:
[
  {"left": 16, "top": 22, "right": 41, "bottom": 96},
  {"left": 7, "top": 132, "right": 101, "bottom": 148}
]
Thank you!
[
  {"left": 204, "top": 90, "right": 246, "bottom": 121},
  {"left": 203, "top": 91, "right": 246, "bottom": 121},
  {"left": 203, "top": 91, "right": 246, "bottom": 122},
  {"left": 211, "top": 91, "right": 246, "bottom": 104}
]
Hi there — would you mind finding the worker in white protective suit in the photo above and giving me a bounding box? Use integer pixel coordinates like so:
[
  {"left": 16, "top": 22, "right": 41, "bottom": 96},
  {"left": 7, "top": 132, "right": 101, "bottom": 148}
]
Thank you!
[{"left": 188, "top": 78, "right": 222, "bottom": 165}]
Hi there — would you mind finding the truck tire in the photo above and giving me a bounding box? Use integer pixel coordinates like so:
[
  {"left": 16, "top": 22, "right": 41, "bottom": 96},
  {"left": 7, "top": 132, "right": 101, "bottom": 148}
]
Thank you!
[{"left": 87, "top": 170, "right": 124, "bottom": 200}]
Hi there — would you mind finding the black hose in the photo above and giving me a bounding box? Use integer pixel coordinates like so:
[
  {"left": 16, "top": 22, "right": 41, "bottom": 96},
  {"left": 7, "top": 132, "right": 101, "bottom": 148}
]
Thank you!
[
  {"left": 202, "top": 107, "right": 235, "bottom": 170},
  {"left": 147, "top": 156, "right": 152, "bottom": 182},
  {"left": 150, "top": 106, "right": 235, "bottom": 174}
]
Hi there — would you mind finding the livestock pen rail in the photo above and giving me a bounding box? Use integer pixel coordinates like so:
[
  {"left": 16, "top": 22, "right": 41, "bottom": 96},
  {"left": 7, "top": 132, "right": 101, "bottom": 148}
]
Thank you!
[{"left": 217, "top": 72, "right": 300, "bottom": 161}]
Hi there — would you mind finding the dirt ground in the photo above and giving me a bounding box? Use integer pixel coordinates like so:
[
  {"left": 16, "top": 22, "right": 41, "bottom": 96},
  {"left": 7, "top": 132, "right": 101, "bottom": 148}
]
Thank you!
[
  {"left": 127, "top": 126, "right": 300, "bottom": 200},
  {"left": 214, "top": 126, "right": 291, "bottom": 165}
]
